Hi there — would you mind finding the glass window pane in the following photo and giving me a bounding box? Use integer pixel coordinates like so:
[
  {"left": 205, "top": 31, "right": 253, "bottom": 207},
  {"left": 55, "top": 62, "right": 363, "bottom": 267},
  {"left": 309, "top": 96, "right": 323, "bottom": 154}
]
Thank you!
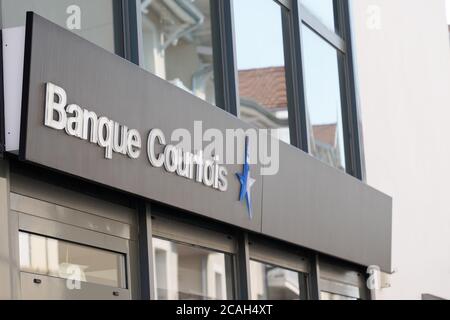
[
  {"left": 234, "top": 0, "right": 290, "bottom": 144},
  {"left": 250, "top": 260, "right": 301, "bottom": 300},
  {"left": 0, "top": 0, "right": 117, "bottom": 53},
  {"left": 300, "top": 0, "right": 336, "bottom": 32},
  {"left": 153, "top": 237, "right": 234, "bottom": 300},
  {"left": 301, "top": 25, "right": 346, "bottom": 171},
  {"left": 140, "top": 0, "right": 216, "bottom": 104},
  {"left": 321, "top": 291, "right": 358, "bottom": 300},
  {"left": 19, "top": 232, "right": 127, "bottom": 288}
]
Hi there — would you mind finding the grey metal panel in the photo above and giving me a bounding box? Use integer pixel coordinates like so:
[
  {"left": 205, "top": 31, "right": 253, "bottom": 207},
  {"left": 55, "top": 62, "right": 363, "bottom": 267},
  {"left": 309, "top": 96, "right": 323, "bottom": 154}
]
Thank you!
[
  {"left": 20, "top": 272, "right": 131, "bottom": 300},
  {"left": 152, "top": 215, "right": 236, "bottom": 254},
  {"left": 248, "top": 238, "right": 310, "bottom": 274},
  {"left": 18, "top": 213, "right": 130, "bottom": 254},
  {"left": 21, "top": 13, "right": 262, "bottom": 233},
  {"left": 262, "top": 142, "right": 392, "bottom": 272},
  {"left": 319, "top": 258, "right": 365, "bottom": 288},
  {"left": 10, "top": 172, "right": 137, "bottom": 226},
  {"left": 10, "top": 193, "right": 133, "bottom": 240}
]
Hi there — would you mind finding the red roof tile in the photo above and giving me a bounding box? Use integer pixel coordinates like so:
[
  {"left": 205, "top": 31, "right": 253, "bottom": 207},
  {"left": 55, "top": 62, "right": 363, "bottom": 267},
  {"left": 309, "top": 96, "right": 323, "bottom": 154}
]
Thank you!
[
  {"left": 238, "top": 67, "right": 287, "bottom": 109},
  {"left": 313, "top": 124, "right": 337, "bottom": 147}
]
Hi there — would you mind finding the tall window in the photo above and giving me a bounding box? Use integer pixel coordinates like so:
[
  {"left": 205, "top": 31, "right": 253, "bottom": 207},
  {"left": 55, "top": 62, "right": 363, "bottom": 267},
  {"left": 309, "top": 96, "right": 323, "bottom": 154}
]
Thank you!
[
  {"left": 233, "top": 0, "right": 290, "bottom": 144},
  {"left": 140, "top": 0, "right": 216, "bottom": 104},
  {"left": 0, "top": 0, "right": 119, "bottom": 54},
  {"left": 298, "top": 0, "right": 357, "bottom": 174},
  {"left": 301, "top": 25, "right": 346, "bottom": 171}
]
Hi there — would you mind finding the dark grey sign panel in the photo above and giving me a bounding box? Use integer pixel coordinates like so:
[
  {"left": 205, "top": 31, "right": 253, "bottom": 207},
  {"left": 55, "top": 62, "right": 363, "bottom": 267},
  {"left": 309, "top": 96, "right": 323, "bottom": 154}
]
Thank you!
[
  {"left": 20, "top": 13, "right": 262, "bottom": 232},
  {"left": 263, "top": 142, "right": 392, "bottom": 272},
  {"left": 19, "top": 13, "right": 392, "bottom": 271}
]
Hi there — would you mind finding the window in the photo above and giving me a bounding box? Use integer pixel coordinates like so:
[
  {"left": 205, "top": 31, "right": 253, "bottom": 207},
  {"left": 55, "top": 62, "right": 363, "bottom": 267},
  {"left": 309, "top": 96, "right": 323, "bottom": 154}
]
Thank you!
[
  {"left": 19, "top": 231, "right": 127, "bottom": 288},
  {"left": 152, "top": 237, "right": 234, "bottom": 300},
  {"left": 140, "top": 0, "right": 216, "bottom": 104},
  {"left": 250, "top": 260, "right": 301, "bottom": 300},
  {"left": 248, "top": 238, "right": 310, "bottom": 300},
  {"left": 233, "top": 0, "right": 291, "bottom": 144},
  {"left": 297, "top": 1, "right": 360, "bottom": 175},
  {"left": 301, "top": 25, "right": 346, "bottom": 171},
  {"left": 319, "top": 258, "right": 368, "bottom": 300},
  {"left": 0, "top": 0, "right": 119, "bottom": 54}
]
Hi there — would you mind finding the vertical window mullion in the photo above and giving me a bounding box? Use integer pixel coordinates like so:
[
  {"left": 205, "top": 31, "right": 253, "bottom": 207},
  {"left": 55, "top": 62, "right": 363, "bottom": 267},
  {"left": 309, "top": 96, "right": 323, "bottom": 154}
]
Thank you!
[
  {"left": 121, "top": 0, "right": 141, "bottom": 65},
  {"left": 235, "top": 232, "right": 251, "bottom": 300},
  {"left": 340, "top": 0, "right": 365, "bottom": 180},
  {"left": 112, "top": 0, "right": 125, "bottom": 58},
  {"left": 283, "top": 1, "right": 309, "bottom": 151},
  {"left": 211, "top": 0, "right": 240, "bottom": 116}
]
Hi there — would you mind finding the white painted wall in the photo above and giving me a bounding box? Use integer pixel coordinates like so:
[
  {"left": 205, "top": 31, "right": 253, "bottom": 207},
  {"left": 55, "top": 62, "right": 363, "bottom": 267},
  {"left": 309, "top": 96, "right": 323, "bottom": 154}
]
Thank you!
[{"left": 351, "top": 0, "right": 450, "bottom": 299}]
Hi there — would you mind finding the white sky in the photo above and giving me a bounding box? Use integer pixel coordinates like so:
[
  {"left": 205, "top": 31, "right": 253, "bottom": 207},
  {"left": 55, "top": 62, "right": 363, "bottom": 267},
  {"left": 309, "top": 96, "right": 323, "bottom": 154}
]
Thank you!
[{"left": 447, "top": 0, "right": 450, "bottom": 23}]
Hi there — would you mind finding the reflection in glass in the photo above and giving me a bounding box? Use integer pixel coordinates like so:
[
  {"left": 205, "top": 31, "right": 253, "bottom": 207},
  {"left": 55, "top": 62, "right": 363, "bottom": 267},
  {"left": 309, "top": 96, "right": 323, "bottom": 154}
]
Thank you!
[
  {"left": 250, "top": 260, "right": 300, "bottom": 300},
  {"left": 301, "top": 25, "right": 346, "bottom": 171},
  {"left": 300, "top": 0, "right": 336, "bottom": 32},
  {"left": 0, "top": 0, "right": 117, "bottom": 53},
  {"left": 19, "top": 232, "right": 126, "bottom": 288},
  {"left": 140, "top": 0, "right": 216, "bottom": 104},
  {"left": 153, "top": 238, "right": 234, "bottom": 300},
  {"left": 321, "top": 291, "right": 358, "bottom": 300},
  {"left": 233, "top": 0, "right": 290, "bottom": 144}
]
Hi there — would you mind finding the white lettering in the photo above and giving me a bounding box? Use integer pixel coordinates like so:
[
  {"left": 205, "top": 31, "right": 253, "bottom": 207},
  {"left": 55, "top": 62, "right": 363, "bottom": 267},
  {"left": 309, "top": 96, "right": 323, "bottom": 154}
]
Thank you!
[
  {"left": 146, "top": 129, "right": 228, "bottom": 191},
  {"left": 44, "top": 83, "right": 140, "bottom": 160},
  {"left": 45, "top": 82, "right": 67, "bottom": 130}
]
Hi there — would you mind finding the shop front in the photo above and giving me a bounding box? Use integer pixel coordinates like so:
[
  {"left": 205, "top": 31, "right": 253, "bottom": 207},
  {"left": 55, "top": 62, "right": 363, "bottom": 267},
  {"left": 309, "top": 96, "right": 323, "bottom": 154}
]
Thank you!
[{"left": 0, "top": 12, "right": 392, "bottom": 300}]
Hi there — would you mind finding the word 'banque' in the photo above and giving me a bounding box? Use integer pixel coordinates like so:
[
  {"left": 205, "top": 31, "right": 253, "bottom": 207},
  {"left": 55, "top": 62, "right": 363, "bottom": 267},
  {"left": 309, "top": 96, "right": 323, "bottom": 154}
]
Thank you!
[{"left": 45, "top": 82, "right": 141, "bottom": 159}]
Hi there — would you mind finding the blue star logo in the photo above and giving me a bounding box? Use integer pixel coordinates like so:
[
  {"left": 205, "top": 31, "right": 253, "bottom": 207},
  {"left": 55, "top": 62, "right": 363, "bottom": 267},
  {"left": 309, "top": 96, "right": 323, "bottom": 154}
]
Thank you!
[{"left": 236, "top": 136, "right": 256, "bottom": 219}]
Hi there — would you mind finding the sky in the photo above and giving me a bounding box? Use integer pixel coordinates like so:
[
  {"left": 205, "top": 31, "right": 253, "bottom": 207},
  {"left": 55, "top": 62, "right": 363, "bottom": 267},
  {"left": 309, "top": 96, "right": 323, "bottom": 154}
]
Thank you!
[{"left": 233, "top": 0, "right": 285, "bottom": 70}]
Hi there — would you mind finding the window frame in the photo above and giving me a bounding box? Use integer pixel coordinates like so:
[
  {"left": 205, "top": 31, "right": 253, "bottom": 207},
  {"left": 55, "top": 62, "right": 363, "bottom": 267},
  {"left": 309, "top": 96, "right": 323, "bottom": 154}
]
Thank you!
[
  {"left": 248, "top": 235, "right": 312, "bottom": 300},
  {"left": 149, "top": 210, "right": 239, "bottom": 300},
  {"left": 295, "top": 0, "right": 364, "bottom": 179},
  {"left": 317, "top": 255, "right": 370, "bottom": 300},
  {"left": 14, "top": 212, "right": 132, "bottom": 298}
]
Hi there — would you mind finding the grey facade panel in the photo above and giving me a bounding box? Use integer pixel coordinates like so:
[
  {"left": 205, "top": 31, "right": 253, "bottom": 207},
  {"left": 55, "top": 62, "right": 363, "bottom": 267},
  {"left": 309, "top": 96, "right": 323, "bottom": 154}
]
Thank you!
[
  {"left": 262, "top": 142, "right": 392, "bottom": 272},
  {"left": 17, "top": 13, "right": 392, "bottom": 271}
]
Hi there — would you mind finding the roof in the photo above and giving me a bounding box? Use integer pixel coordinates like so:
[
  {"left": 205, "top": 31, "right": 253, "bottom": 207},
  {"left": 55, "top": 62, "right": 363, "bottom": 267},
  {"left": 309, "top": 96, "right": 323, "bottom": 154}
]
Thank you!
[
  {"left": 238, "top": 67, "right": 287, "bottom": 109},
  {"left": 313, "top": 124, "right": 337, "bottom": 147}
]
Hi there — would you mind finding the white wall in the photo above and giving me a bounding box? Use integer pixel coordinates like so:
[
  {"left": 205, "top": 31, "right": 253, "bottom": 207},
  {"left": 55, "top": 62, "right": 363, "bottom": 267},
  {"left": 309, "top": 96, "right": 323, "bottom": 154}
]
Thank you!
[{"left": 351, "top": 0, "right": 450, "bottom": 300}]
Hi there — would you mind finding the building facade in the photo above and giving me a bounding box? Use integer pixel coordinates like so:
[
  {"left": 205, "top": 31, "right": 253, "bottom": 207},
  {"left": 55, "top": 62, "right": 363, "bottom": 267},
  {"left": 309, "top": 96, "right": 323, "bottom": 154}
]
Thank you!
[{"left": 0, "top": 0, "right": 447, "bottom": 301}]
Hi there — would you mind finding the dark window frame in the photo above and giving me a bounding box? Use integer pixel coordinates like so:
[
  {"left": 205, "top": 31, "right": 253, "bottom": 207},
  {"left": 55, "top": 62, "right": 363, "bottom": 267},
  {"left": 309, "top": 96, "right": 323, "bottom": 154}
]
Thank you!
[{"left": 295, "top": 0, "right": 364, "bottom": 179}]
